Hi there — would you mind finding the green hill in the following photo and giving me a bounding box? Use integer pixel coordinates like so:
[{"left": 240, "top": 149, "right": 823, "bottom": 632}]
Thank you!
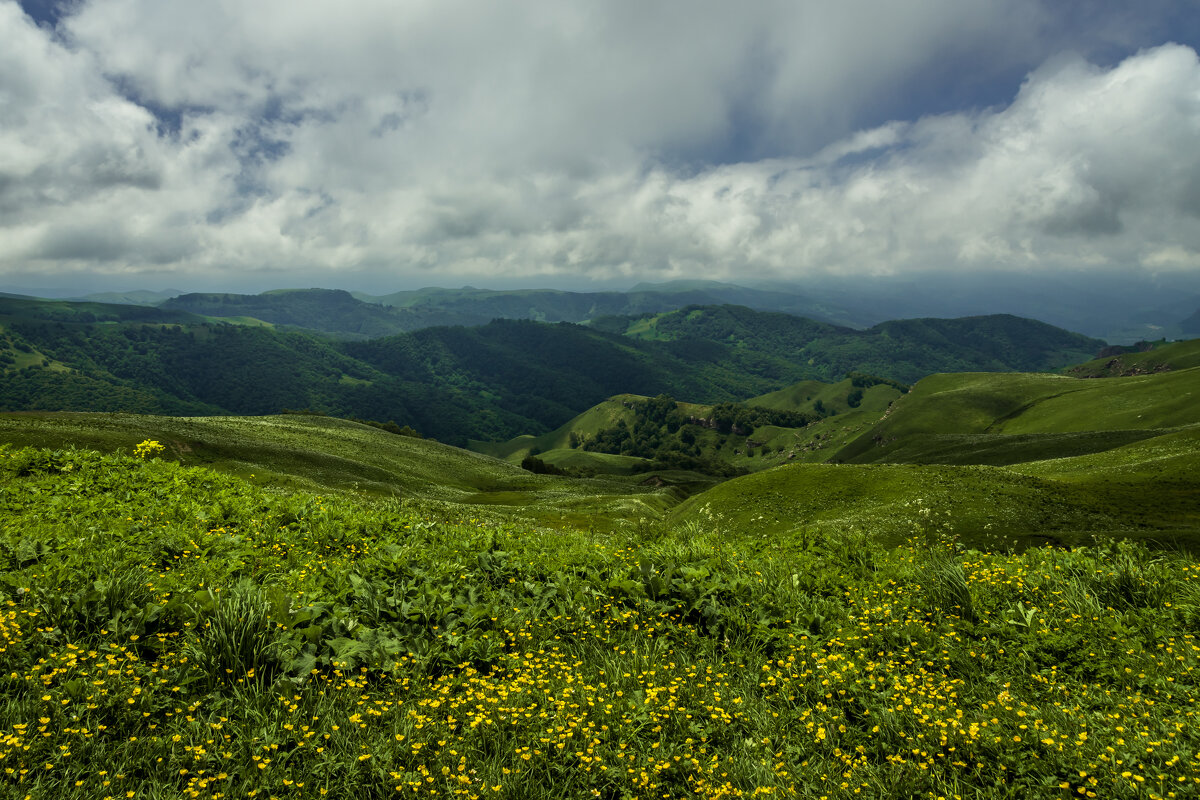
[
  {"left": 477, "top": 374, "right": 910, "bottom": 476},
  {"left": 162, "top": 289, "right": 411, "bottom": 339},
  {"left": 0, "top": 412, "right": 680, "bottom": 530},
  {"left": 72, "top": 289, "right": 183, "bottom": 306},
  {"left": 471, "top": 395, "right": 646, "bottom": 461},
  {"left": 600, "top": 306, "right": 1104, "bottom": 383},
  {"left": 669, "top": 454, "right": 1199, "bottom": 551},
  {"left": 0, "top": 294, "right": 204, "bottom": 325},
  {"left": 833, "top": 366, "right": 1200, "bottom": 465},
  {"left": 660, "top": 358, "right": 1200, "bottom": 551},
  {"left": 0, "top": 412, "right": 531, "bottom": 498},
  {"left": 356, "top": 282, "right": 863, "bottom": 328},
  {"left": 161, "top": 283, "right": 861, "bottom": 338},
  {"left": 1066, "top": 337, "right": 1200, "bottom": 377},
  {"left": 0, "top": 294, "right": 1115, "bottom": 446}
]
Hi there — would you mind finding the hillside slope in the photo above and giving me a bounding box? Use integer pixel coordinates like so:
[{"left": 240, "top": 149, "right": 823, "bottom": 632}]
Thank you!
[
  {"left": 475, "top": 374, "right": 908, "bottom": 476},
  {"left": 600, "top": 306, "right": 1104, "bottom": 383},
  {"left": 1066, "top": 338, "right": 1200, "bottom": 377},
  {"left": 0, "top": 295, "right": 1112, "bottom": 445},
  {"left": 0, "top": 412, "right": 677, "bottom": 529},
  {"left": 833, "top": 366, "right": 1200, "bottom": 465}
]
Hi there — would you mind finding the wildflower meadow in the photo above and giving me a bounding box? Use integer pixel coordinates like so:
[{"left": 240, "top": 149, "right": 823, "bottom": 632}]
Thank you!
[{"left": 1, "top": 444, "right": 1198, "bottom": 799}]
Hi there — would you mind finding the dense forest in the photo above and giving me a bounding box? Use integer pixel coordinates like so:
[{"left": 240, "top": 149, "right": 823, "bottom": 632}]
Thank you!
[
  {"left": 0, "top": 296, "right": 1104, "bottom": 444},
  {"left": 574, "top": 394, "right": 821, "bottom": 475}
]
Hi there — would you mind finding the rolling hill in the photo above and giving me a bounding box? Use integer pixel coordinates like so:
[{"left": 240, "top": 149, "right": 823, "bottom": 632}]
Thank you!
[
  {"left": 473, "top": 374, "right": 909, "bottom": 477},
  {"left": 600, "top": 305, "right": 1104, "bottom": 383},
  {"left": 832, "top": 362, "right": 1200, "bottom": 466},
  {"left": 0, "top": 295, "right": 1110, "bottom": 445},
  {"left": 663, "top": 346, "right": 1200, "bottom": 550},
  {"left": 1065, "top": 337, "right": 1200, "bottom": 377},
  {"left": 0, "top": 412, "right": 676, "bottom": 530}
]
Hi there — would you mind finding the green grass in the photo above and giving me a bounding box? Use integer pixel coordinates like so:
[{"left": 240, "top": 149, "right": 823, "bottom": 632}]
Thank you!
[
  {"left": 840, "top": 428, "right": 1182, "bottom": 467},
  {"left": 670, "top": 456, "right": 1200, "bottom": 551},
  {"left": 533, "top": 447, "right": 647, "bottom": 475},
  {"left": 3, "top": 352, "right": 1200, "bottom": 797},
  {"left": 0, "top": 411, "right": 533, "bottom": 498},
  {"left": 1013, "top": 424, "right": 1200, "bottom": 481},
  {"left": 835, "top": 367, "right": 1200, "bottom": 464},
  {"left": 470, "top": 395, "right": 645, "bottom": 462},
  {"left": 748, "top": 377, "right": 902, "bottom": 417},
  {"left": 1067, "top": 338, "right": 1200, "bottom": 376},
  {"left": 2, "top": 444, "right": 1200, "bottom": 799},
  {"left": 0, "top": 412, "right": 688, "bottom": 533}
]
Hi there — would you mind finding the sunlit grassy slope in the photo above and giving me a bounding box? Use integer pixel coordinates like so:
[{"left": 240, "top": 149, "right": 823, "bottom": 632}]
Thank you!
[
  {"left": 0, "top": 412, "right": 678, "bottom": 529},
  {"left": 667, "top": 355, "right": 1200, "bottom": 550},
  {"left": 1066, "top": 337, "right": 1200, "bottom": 376},
  {"left": 744, "top": 381, "right": 904, "bottom": 466},
  {"left": 669, "top": 456, "right": 1199, "bottom": 551},
  {"left": 470, "top": 395, "right": 645, "bottom": 461},
  {"left": 833, "top": 366, "right": 1200, "bottom": 465}
]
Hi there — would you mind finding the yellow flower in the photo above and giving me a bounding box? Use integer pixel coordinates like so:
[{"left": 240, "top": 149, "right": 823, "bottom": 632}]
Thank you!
[{"left": 134, "top": 440, "right": 165, "bottom": 459}]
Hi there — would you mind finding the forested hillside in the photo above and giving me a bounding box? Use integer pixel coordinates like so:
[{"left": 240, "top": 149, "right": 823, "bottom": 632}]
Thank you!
[
  {"left": 162, "top": 289, "right": 408, "bottom": 338},
  {"left": 1, "top": 296, "right": 1107, "bottom": 444},
  {"left": 602, "top": 305, "right": 1104, "bottom": 382},
  {"left": 161, "top": 282, "right": 860, "bottom": 336}
]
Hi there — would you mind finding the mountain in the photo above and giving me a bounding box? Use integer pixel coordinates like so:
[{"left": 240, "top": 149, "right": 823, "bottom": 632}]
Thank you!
[
  {"left": 760, "top": 271, "right": 1200, "bottom": 344},
  {"left": 123, "top": 277, "right": 1192, "bottom": 346},
  {"left": 162, "top": 289, "right": 407, "bottom": 338},
  {"left": 0, "top": 295, "right": 1111, "bottom": 445},
  {"left": 598, "top": 305, "right": 1104, "bottom": 383},
  {"left": 72, "top": 289, "right": 184, "bottom": 306},
  {"left": 0, "top": 294, "right": 205, "bottom": 325},
  {"left": 160, "top": 283, "right": 864, "bottom": 337}
]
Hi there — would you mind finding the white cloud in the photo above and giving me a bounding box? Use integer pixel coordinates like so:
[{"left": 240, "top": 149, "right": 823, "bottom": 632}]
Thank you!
[{"left": 1, "top": 0, "right": 1199, "bottom": 289}]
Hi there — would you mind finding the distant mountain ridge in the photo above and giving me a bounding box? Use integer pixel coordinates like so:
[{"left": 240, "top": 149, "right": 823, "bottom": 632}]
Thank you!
[
  {"left": 9, "top": 270, "right": 1200, "bottom": 342},
  {"left": 162, "top": 289, "right": 406, "bottom": 338},
  {"left": 0, "top": 292, "right": 1110, "bottom": 444},
  {"left": 161, "top": 284, "right": 863, "bottom": 337}
]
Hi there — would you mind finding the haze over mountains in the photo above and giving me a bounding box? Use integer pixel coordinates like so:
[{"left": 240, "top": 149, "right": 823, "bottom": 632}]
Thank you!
[{"left": 6, "top": 272, "right": 1199, "bottom": 344}]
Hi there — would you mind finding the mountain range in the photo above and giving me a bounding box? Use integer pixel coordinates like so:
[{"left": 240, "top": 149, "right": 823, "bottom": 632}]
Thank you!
[
  {"left": 5, "top": 273, "right": 1196, "bottom": 343},
  {"left": 0, "top": 293, "right": 1104, "bottom": 445}
]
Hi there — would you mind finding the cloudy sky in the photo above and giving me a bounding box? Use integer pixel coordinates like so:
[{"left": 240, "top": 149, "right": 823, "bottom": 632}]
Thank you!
[{"left": 3, "top": 0, "right": 1200, "bottom": 294}]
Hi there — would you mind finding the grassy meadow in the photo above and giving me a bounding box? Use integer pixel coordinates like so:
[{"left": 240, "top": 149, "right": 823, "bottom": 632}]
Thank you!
[{"left": 1, "top": 350, "right": 1200, "bottom": 798}]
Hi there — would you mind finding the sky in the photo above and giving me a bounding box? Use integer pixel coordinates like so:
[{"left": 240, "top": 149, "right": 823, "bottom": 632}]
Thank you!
[{"left": 3, "top": 0, "right": 1200, "bottom": 295}]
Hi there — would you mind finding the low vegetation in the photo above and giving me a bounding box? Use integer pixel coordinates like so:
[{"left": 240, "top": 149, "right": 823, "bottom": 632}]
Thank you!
[{"left": 1, "top": 442, "right": 1199, "bottom": 799}]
